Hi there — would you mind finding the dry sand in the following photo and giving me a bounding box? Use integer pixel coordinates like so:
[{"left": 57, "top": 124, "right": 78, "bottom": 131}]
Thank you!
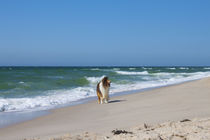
[
  {"left": 48, "top": 117, "right": 210, "bottom": 140},
  {"left": 0, "top": 78, "right": 210, "bottom": 140}
]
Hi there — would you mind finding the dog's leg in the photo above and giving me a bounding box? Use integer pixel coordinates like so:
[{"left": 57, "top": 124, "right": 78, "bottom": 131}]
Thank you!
[
  {"left": 104, "top": 98, "right": 108, "bottom": 104},
  {"left": 104, "top": 94, "right": 109, "bottom": 104},
  {"left": 107, "top": 95, "right": 110, "bottom": 103},
  {"left": 97, "top": 95, "right": 101, "bottom": 104},
  {"left": 101, "top": 98, "right": 105, "bottom": 104},
  {"left": 98, "top": 98, "right": 101, "bottom": 104},
  {"left": 105, "top": 100, "right": 108, "bottom": 104}
]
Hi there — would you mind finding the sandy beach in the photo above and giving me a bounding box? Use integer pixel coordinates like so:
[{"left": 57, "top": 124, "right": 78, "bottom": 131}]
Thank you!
[{"left": 0, "top": 77, "right": 210, "bottom": 140}]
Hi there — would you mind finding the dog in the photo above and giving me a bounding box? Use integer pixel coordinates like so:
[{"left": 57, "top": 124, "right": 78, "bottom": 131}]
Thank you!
[{"left": 96, "top": 76, "right": 111, "bottom": 104}]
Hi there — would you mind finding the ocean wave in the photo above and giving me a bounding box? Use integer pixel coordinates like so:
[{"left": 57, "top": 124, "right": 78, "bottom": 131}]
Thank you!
[
  {"left": 152, "top": 72, "right": 173, "bottom": 76},
  {"left": 179, "top": 67, "right": 189, "bottom": 70},
  {"left": 113, "top": 68, "right": 120, "bottom": 71},
  {"left": 0, "top": 87, "right": 96, "bottom": 112},
  {"left": 167, "top": 67, "right": 176, "bottom": 70},
  {"left": 204, "top": 67, "right": 210, "bottom": 70},
  {"left": 90, "top": 68, "right": 100, "bottom": 71},
  {"left": 1, "top": 70, "right": 210, "bottom": 113},
  {"left": 115, "top": 71, "right": 149, "bottom": 75},
  {"left": 143, "top": 67, "right": 153, "bottom": 70},
  {"left": 111, "top": 71, "right": 210, "bottom": 93},
  {"left": 152, "top": 71, "right": 208, "bottom": 77},
  {"left": 85, "top": 75, "right": 105, "bottom": 84},
  {"left": 129, "top": 68, "right": 136, "bottom": 70},
  {"left": 47, "top": 76, "right": 64, "bottom": 79}
]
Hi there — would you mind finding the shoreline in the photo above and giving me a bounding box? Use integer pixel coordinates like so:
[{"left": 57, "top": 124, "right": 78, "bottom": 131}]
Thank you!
[
  {"left": 0, "top": 77, "right": 210, "bottom": 139},
  {"left": 0, "top": 77, "right": 203, "bottom": 129}
]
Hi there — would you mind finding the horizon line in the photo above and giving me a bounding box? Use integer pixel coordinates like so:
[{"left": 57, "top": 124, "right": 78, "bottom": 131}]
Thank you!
[{"left": 0, "top": 65, "right": 210, "bottom": 67}]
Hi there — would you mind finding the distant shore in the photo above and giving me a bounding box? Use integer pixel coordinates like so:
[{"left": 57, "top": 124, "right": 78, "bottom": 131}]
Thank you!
[{"left": 0, "top": 77, "right": 210, "bottom": 140}]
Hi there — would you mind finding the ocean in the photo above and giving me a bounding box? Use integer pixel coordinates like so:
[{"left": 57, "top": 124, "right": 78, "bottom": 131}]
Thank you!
[{"left": 0, "top": 66, "right": 210, "bottom": 113}]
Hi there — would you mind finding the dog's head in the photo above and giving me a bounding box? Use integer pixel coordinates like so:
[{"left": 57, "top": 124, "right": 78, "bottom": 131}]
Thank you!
[{"left": 102, "top": 76, "right": 111, "bottom": 87}]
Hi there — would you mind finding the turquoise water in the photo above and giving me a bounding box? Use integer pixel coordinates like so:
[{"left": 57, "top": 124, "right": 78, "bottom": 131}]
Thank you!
[{"left": 0, "top": 66, "right": 210, "bottom": 112}]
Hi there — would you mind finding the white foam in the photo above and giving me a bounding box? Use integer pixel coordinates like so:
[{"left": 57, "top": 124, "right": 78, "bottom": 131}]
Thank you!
[
  {"left": 115, "top": 71, "right": 149, "bottom": 75},
  {"left": 90, "top": 68, "right": 100, "bottom": 71},
  {"left": 0, "top": 87, "right": 96, "bottom": 112},
  {"left": 204, "top": 67, "right": 210, "bottom": 70},
  {"left": 85, "top": 75, "right": 105, "bottom": 84},
  {"left": 180, "top": 67, "right": 189, "bottom": 70},
  {"left": 111, "top": 71, "right": 210, "bottom": 93},
  {"left": 129, "top": 68, "right": 136, "bottom": 70},
  {"left": 167, "top": 67, "right": 176, "bottom": 70},
  {"left": 152, "top": 72, "right": 173, "bottom": 76},
  {"left": 113, "top": 68, "right": 120, "bottom": 71},
  {"left": 143, "top": 67, "right": 152, "bottom": 70}
]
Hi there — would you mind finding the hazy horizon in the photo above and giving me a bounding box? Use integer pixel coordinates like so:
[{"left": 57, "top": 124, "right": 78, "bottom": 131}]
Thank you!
[{"left": 0, "top": 65, "right": 210, "bottom": 67}]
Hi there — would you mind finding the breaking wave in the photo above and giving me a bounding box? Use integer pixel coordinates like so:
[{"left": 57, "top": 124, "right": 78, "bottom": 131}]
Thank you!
[
  {"left": 115, "top": 71, "right": 149, "bottom": 75},
  {"left": 85, "top": 76, "right": 105, "bottom": 84}
]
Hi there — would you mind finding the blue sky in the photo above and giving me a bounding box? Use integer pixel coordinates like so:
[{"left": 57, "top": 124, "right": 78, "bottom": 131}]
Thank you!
[{"left": 0, "top": 0, "right": 210, "bottom": 66}]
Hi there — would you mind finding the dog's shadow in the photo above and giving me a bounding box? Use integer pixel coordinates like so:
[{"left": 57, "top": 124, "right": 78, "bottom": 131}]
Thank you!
[{"left": 108, "top": 99, "right": 126, "bottom": 104}]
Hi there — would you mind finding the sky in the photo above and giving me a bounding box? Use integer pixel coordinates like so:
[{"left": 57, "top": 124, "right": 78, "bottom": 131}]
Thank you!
[{"left": 0, "top": 0, "right": 210, "bottom": 66}]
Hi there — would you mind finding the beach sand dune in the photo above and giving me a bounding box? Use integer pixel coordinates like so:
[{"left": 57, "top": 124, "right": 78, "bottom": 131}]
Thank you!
[{"left": 0, "top": 78, "right": 210, "bottom": 140}]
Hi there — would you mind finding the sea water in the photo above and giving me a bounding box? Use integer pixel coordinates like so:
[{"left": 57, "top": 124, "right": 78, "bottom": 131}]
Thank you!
[{"left": 0, "top": 66, "right": 210, "bottom": 113}]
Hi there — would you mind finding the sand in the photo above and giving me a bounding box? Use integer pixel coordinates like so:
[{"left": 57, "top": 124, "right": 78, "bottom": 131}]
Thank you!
[
  {"left": 0, "top": 78, "right": 210, "bottom": 140},
  {"left": 47, "top": 117, "right": 210, "bottom": 140}
]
